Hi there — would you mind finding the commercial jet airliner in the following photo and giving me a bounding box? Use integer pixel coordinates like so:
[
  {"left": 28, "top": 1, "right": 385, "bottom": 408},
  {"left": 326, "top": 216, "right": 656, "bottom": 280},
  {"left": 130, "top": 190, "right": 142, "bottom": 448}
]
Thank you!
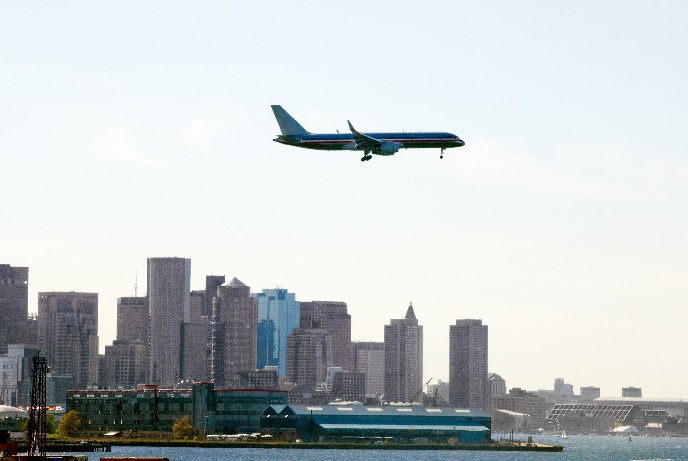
[{"left": 271, "top": 105, "right": 465, "bottom": 162}]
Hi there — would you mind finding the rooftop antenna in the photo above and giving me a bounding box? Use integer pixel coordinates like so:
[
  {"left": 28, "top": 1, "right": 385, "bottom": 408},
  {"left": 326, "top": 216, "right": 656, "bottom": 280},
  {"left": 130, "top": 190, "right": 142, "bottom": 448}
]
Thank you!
[{"left": 134, "top": 270, "right": 138, "bottom": 297}]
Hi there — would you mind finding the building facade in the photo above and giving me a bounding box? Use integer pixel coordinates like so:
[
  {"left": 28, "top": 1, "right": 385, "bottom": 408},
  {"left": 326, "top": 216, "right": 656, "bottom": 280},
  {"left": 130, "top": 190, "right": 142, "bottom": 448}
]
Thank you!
[
  {"left": 331, "top": 371, "right": 365, "bottom": 402},
  {"left": 147, "top": 257, "right": 191, "bottom": 387},
  {"left": 0, "top": 344, "right": 39, "bottom": 406},
  {"left": 252, "top": 288, "right": 300, "bottom": 376},
  {"left": 180, "top": 322, "right": 207, "bottom": 382},
  {"left": 37, "top": 291, "right": 99, "bottom": 389},
  {"left": 299, "top": 301, "right": 351, "bottom": 371},
  {"left": 351, "top": 341, "right": 385, "bottom": 400},
  {"left": 0, "top": 265, "right": 29, "bottom": 354},
  {"left": 67, "top": 382, "right": 287, "bottom": 434},
  {"left": 488, "top": 373, "right": 507, "bottom": 397},
  {"left": 116, "top": 297, "right": 148, "bottom": 344},
  {"left": 384, "top": 303, "right": 423, "bottom": 403},
  {"left": 285, "top": 328, "right": 333, "bottom": 389},
  {"left": 622, "top": 387, "right": 643, "bottom": 398},
  {"left": 204, "top": 275, "right": 225, "bottom": 318},
  {"left": 580, "top": 386, "right": 601, "bottom": 401},
  {"left": 449, "top": 319, "right": 489, "bottom": 410},
  {"left": 103, "top": 339, "right": 147, "bottom": 389},
  {"left": 491, "top": 388, "right": 548, "bottom": 429},
  {"left": 238, "top": 369, "right": 279, "bottom": 389},
  {"left": 211, "top": 277, "right": 257, "bottom": 388}
]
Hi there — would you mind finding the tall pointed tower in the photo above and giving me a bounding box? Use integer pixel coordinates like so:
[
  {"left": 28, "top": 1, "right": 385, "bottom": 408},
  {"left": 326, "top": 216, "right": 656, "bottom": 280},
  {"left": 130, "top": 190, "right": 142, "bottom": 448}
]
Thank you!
[{"left": 383, "top": 302, "right": 423, "bottom": 403}]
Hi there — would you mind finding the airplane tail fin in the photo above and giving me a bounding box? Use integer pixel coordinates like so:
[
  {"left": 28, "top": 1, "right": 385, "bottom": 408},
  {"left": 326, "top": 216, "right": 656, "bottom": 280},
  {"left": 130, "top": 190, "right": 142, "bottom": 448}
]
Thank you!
[{"left": 271, "top": 105, "right": 310, "bottom": 136}]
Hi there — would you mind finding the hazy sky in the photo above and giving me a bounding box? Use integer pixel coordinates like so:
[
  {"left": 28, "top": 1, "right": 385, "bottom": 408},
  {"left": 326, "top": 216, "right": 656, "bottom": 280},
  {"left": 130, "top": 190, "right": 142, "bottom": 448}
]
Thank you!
[{"left": 3, "top": 1, "right": 687, "bottom": 397}]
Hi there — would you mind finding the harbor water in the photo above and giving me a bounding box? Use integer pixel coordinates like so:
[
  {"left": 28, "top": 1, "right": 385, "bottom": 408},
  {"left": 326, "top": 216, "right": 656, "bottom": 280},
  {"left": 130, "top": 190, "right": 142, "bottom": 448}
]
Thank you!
[{"left": 61, "top": 435, "right": 688, "bottom": 461}]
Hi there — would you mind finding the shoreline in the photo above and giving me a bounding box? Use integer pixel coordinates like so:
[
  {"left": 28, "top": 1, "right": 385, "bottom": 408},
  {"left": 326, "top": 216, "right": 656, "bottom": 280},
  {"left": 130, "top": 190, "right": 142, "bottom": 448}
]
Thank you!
[{"left": 29, "top": 439, "right": 564, "bottom": 453}]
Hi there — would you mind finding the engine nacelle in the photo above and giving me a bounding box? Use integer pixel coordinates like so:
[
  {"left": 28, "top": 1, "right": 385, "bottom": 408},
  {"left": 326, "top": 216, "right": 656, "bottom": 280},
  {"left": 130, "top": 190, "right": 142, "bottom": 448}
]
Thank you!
[{"left": 378, "top": 142, "right": 401, "bottom": 156}]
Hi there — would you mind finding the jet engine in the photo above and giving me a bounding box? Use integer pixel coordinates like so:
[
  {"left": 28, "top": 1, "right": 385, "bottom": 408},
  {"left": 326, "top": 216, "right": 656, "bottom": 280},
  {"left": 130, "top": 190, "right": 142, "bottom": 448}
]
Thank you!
[{"left": 377, "top": 142, "right": 401, "bottom": 156}]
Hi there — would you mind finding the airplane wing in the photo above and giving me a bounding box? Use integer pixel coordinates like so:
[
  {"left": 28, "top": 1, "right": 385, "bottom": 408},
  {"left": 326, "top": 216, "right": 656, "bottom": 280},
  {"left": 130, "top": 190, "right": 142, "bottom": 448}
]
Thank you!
[{"left": 348, "top": 120, "right": 383, "bottom": 151}]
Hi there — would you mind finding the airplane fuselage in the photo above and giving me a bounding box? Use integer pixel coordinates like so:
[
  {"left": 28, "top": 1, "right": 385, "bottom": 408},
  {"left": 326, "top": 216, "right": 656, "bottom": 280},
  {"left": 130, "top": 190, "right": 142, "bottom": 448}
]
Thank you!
[
  {"left": 274, "top": 132, "right": 464, "bottom": 152},
  {"left": 270, "top": 105, "right": 465, "bottom": 161}
]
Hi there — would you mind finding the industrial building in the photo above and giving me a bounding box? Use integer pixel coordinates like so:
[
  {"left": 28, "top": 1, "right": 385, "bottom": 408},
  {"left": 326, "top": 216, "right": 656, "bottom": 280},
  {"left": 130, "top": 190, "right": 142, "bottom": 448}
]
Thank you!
[
  {"left": 67, "top": 382, "right": 287, "bottom": 435},
  {"left": 260, "top": 404, "right": 491, "bottom": 443}
]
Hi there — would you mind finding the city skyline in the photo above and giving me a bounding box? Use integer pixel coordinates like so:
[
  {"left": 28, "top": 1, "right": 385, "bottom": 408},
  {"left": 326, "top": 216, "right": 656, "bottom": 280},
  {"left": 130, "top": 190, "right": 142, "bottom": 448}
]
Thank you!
[
  {"left": 0, "top": 258, "right": 671, "bottom": 399},
  {"left": 3, "top": 2, "right": 688, "bottom": 397}
]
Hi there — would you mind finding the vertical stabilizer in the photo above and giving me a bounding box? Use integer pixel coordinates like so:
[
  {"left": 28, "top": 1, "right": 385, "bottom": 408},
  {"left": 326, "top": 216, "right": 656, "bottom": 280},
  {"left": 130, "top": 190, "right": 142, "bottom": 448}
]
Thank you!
[{"left": 271, "top": 105, "right": 310, "bottom": 135}]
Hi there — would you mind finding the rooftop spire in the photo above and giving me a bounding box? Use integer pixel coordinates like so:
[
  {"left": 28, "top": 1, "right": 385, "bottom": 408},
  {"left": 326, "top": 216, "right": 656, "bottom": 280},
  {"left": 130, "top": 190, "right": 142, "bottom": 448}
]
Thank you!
[{"left": 405, "top": 302, "right": 416, "bottom": 320}]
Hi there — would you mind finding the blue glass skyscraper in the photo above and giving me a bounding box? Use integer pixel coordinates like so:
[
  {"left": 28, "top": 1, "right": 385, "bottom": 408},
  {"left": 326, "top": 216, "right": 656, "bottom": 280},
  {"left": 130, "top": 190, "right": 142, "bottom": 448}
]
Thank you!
[{"left": 252, "top": 288, "right": 300, "bottom": 376}]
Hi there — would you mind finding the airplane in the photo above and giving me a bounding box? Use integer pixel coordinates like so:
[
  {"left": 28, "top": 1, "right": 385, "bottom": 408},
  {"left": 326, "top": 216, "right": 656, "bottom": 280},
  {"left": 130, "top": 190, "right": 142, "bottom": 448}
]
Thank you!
[{"left": 271, "top": 105, "right": 465, "bottom": 162}]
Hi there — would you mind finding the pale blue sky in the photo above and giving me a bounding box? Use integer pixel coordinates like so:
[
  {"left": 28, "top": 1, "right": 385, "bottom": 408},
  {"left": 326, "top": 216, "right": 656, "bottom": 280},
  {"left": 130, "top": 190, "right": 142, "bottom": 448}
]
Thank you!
[{"left": 2, "top": 1, "right": 688, "bottom": 397}]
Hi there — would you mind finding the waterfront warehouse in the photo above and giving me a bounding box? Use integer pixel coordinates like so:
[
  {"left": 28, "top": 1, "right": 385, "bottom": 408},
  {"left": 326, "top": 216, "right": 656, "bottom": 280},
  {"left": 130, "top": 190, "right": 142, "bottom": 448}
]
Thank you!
[
  {"left": 67, "top": 382, "right": 287, "bottom": 435},
  {"left": 261, "top": 404, "right": 491, "bottom": 442}
]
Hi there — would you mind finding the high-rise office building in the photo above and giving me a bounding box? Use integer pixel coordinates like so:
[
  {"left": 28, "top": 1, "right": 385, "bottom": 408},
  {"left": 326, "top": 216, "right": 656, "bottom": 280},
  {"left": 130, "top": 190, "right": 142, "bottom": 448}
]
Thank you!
[
  {"left": 147, "top": 257, "right": 190, "bottom": 387},
  {"left": 0, "top": 265, "right": 29, "bottom": 354},
  {"left": 180, "top": 322, "right": 207, "bottom": 382},
  {"left": 449, "top": 319, "right": 489, "bottom": 410},
  {"left": 300, "top": 301, "right": 351, "bottom": 371},
  {"left": 189, "top": 290, "right": 205, "bottom": 322},
  {"left": 38, "top": 291, "right": 99, "bottom": 389},
  {"left": 117, "top": 297, "right": 148, "bottom": 343},
  {"left": 384, "top": 303, "right": 423, "bottom": 403},
  {"left": 554, "top": 378, "right": 574, "bottom": 397},
  {"left": 112, "top": 296, "right": 149, "bottom": 386},
  {"left": 211, "top": 277, "right": 257, "bottom": 388},
  {"left": 252, "top": 288, "right": 300, "bottom": 376},
  {"left": 351, "top": 341, "right": 385, "bottom": 399},
  {"left": 285, "top": 327, "right": 333, "bottom": 389},
  {"left": 204, "top": 275, "right": 225, "bottom": 318},
  {"left": 103, "top": 339, "right": 147, "bottom": 389},
  {"left": 0, "top": 344, "right": 39, "bottom": 406}
]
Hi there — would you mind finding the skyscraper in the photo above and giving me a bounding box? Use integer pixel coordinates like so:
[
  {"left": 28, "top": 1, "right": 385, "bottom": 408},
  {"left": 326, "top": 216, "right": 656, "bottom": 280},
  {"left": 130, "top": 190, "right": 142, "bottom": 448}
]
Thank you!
[
  {"left": 384, "top": 303, "right": 423, "bottom": 403},
  {"left": 147, "top": 257, "right": 190, "bottom": 387},
  {"left": 103, "top": 339, "right": 147, "bottom": 389},
  {"left": 300, "top": 301, "right": 351, "bottom": 371},
  {"left": 211, "top": 277, "right": 257, "bottom": 388},
  {"left": 352, "top": 341, "right": 385, "bottom": 399},
  {"left": 38, "top": 291, "right": 99, "bottom": 389},
  {"left": 117, "top": 297, "right": 148, "bottom": 344},
  {"left": 449, "top": 319, "right": 489, "bottom": 410},
  {"left": 252, "top": 288, "right": 300, "bottom": 376},
  {"left": 285, "top": 327, "right": 333, "bottom": 389},
  {"left": 0, "top": 264, "right": 29, "bottom": 354},
  {"left": 204, "top": 275, "right": 225, "bottom": 318}
]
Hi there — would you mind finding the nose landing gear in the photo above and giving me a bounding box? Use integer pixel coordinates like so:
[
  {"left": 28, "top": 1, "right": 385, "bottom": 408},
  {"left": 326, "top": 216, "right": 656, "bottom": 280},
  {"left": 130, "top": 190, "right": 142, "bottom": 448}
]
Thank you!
[{"left": 440, "top": 148, "right": 445, "bottom": 159}]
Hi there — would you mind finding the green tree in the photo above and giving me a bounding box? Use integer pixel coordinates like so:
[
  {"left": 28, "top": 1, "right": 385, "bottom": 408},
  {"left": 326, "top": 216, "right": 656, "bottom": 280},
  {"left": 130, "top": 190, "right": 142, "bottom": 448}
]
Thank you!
[
  {"left": 18, "top": 413, "right": 56, "bottom": 433},
  {"left": 172, "top": 415, "right": 194, "bottom": 438},
  {"left": 47, "top": 413, "right": 56, "bottom": 434},
  {"left": 56, "top": 410, "right": 81, "bottom": 437}
]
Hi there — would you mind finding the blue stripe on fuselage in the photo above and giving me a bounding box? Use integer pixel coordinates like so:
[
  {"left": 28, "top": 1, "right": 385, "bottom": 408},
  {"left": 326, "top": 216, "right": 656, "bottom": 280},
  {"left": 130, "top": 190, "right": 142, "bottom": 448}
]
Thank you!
[{"left": 274, "top": 132, "right": 464, "bottom": 150}]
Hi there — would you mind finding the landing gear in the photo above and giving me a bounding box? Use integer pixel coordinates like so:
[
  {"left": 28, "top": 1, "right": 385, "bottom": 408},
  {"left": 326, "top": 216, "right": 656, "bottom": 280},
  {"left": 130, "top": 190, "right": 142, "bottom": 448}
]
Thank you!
[
  {"left": 440, "top": 148, "right": 445, "bottom": 159},
  {"left": 360, "top": 152, "right": 372, "bottom": 162}
]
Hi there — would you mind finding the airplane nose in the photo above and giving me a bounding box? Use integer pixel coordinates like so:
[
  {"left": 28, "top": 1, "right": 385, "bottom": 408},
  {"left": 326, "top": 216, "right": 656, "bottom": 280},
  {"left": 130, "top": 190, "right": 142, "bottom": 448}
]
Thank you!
[{"left": 457, "top": 138, "right": 465, "bottom": 146}]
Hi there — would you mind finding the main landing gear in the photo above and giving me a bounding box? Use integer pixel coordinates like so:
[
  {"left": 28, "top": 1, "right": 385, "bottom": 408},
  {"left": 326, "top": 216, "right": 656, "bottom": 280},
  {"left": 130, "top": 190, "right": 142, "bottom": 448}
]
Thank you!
[
  {"left": 360, "top": 152, "right": 372, "bottom": 162},
  {"left": 440, "top": 148, "right": 445, "bottom": 159}
]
